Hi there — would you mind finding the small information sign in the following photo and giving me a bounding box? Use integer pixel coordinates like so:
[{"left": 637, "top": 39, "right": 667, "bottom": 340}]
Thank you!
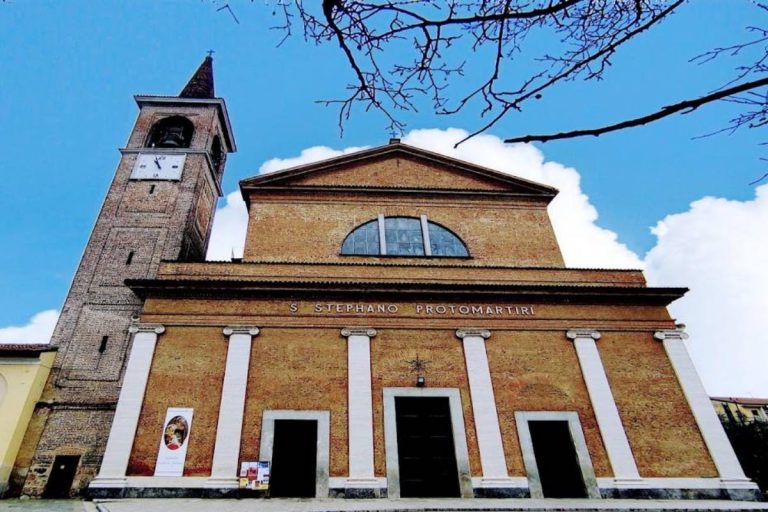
[{"left": 239, "top": 461, "right": 270, "bottom": 490}]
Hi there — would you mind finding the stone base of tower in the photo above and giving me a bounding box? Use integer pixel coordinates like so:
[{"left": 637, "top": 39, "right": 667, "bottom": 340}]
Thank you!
[{"left": 15, "top": 407, "right": 113, "bottom": 497}]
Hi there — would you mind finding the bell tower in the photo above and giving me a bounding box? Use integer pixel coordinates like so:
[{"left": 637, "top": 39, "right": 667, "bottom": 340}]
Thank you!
[{"left": 12, "top": 56, "right": 235, "bottom": 497}]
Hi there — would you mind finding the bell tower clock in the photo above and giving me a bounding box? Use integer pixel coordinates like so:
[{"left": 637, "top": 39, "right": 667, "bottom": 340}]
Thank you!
[{"left": 13, "top": 56, "right": 235, "bottom": 497}]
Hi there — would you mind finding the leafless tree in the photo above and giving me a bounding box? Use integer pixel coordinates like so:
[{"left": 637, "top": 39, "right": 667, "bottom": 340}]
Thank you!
[{"left": 264, "top": 0, "right": 768, "bottom": 154}]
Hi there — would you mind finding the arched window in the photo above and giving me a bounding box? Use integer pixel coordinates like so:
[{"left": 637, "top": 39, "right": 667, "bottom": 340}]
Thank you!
[
  {"left": 210, "top": 135, "right": 225, "bottom": 175},
  {"left": 341, "top": 219, "right": 380, "bottom": 255},
  {"left": 146, "top": 116, "right": 194, "bottom": 149},
  {"left": 341, "top": 216, "right": 469, "bottom": 257}
]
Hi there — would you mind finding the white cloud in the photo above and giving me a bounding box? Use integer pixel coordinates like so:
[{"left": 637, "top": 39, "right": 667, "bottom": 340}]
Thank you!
[
  {"left": 401, "top": 129, "right": 642, "bottom": 269},
  {"left": 0, "top": 309, "right": 58, "bottom": 344},
  {"left": 644, "top": 186, "right": 768, "bottom": 396},
  {"left": 207, "top": 191, "right": 249, "bottom": 260},
  {"left": 205, "top": 128, "right": 766, "bottom": 395},
  {"left": 259, "top": 145, "right": 369, "bottom": 175}
]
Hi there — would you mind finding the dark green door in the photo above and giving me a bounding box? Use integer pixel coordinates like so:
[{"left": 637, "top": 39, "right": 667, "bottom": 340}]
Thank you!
[{"left": 395, "top": 396, "right": 460, "bottom": 497}]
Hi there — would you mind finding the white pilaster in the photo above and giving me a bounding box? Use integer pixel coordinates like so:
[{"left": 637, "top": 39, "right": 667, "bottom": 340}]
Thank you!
[
  {"left": 567, "top": 329, "right": 641, "bottom": 484},
  {"left": 205, "top": 327, "right": 260, "bottom": 488},
  {"left": 456, "top": 328, "right": 515, "bottom": 487},
  {"left": 654, "top": 329, "right": 754, "bottom": 488},
  {"left": 91, "top": 324, "right": 164, "bottom": 488},
  {"left": 341, "top": 327, "right": 379, "bottom": 490}
]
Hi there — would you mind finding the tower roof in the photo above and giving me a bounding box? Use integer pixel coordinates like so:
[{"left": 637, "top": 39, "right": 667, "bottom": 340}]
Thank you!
[{"left": 179, "top": 56, "right": 215, "bottom": 99}]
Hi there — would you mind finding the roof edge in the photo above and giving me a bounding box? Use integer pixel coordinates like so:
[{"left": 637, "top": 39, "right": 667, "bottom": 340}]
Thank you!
[{"left": 240, "top": 142, "right": 557, "bottom": 195}]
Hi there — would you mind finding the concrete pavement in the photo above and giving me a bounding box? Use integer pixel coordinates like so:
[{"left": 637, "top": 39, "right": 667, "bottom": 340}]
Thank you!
[{"left": 2, "top": 499, "right": 768, "bottom": 512}]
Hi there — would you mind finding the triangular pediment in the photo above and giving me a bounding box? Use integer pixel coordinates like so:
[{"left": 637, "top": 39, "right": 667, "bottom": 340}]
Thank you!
[{"left": 240, "top": 143, "right": 558, "bottom": 197}]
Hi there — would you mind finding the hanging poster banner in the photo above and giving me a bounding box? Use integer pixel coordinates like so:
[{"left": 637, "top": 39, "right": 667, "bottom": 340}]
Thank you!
[
  {"left": 239, "top": 461, "right": 270, "bottom": 490},
  {"left": 154, "top": 407, "right": 194, "bottom": 476}
]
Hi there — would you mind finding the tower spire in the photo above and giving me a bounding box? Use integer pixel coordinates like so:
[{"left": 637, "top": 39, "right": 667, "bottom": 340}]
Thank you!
[{"left": 179, "top": 55, "right": 215, "bottom": 99}]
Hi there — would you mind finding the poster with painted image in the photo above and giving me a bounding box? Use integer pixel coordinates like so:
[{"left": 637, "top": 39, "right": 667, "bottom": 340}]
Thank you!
[
  {"left": 154, "top": 407, "right": 194, "bottom": 476},
  {"left": 239, "top": 461, "right": 269, "bottom": 490}
]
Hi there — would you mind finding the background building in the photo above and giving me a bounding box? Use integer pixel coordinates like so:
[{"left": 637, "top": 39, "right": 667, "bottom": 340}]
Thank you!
[
  {"left": 0, "top": 345, "right": 55, "bottom": 496},
  {"left": 712, "top": 397, "right": 768, "bottom": 425}
]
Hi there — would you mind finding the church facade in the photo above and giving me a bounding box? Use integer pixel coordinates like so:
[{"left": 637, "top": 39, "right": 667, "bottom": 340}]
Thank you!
[{"left": 10, "top": 58, "right": 761, "bottom": 501}]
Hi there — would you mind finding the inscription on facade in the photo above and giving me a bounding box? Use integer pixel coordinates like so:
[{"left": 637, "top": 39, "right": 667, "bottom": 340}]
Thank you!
[{"left": 289, "top": 302, "right": 536, "bottom": 317}]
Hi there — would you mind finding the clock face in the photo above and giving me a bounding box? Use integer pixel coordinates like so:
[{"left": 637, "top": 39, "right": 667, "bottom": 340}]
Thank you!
[{"left": 131, "top": 153, "right": 186, "bottom": 180}]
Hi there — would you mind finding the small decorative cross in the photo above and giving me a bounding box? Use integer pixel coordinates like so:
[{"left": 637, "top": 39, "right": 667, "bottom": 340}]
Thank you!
[
  {"left": 406, "top": 353, "right": 430, "bottom": 375},
  {"left": 207, "top": 49, "right": 216, "bottom": 58}
]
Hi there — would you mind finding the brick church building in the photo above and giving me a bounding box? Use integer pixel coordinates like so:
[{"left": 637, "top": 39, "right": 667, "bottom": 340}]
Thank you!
[{"left": 7, "top": 57, "right": 761, "bottom": 501}]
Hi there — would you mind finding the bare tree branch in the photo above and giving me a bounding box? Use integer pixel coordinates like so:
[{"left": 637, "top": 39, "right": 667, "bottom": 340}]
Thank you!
[
  {"left": 504, "top": 76, "right": 768, "bottom": 143},
  {"left": 265, "top": 0, "right": 768, "bottom": 169},
  {"left": 272, "top": 1, "right": 682, "bottom": 137}
]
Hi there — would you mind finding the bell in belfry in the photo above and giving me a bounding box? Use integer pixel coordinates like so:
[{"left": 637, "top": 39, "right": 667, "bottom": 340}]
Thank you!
[
  {"left": 146, "top": 115, "right": 194, "bottom": 149},
  {"left": 156, "top": 125, "right": 187, "bottom": 148}
]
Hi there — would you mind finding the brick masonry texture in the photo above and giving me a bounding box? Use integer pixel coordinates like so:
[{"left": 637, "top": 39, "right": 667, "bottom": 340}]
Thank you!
[
  {"left": 241, "top": 153, "right": 565, "bottom": 269},
  {"left": 290, "top": 155, "right": 523, "bottom": 191},
  {"left": 131, "top": 292, "right": 712, "bottom": 484},
  {"left": 598, "top": 332, "right": 717, "bottom": 477},
  {"left": 15, "top": 98, "right": 228, "bottom": 496},
  {"left": 370, "top": 328, "right": 478, "bottom": 477},
  {"left": 486, "top": 330, "right": 611, "bottom": 477},
  {"left": 128, "top": 327, "right": 227, "bottom": 476},
  {"left": 237, "top": 328, "right": 348, "bottom": 477}
]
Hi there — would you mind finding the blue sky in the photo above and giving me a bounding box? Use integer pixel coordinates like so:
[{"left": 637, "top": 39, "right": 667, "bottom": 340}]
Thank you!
[{"left": 2, "top": 2, "right": 767, "bottom": 394}]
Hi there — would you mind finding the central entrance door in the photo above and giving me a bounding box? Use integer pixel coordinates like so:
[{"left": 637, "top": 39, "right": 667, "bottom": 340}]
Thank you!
[
  {"left": 395, "top": 396, "right": 460, "bottom": 497},
  {"left": 269, "top": 419, "right": 318, "bottom": 497}
]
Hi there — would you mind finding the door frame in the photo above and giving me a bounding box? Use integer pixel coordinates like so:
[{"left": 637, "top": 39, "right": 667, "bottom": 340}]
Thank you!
[
  {"left": 383, "top": 387, "right": 473, "bottom": 498},
  {"left": 259, "top": 410, "right": 330, "bottom": 498},
  {"left": 515, "top": 411, "right": 601, "bottom": 499}
]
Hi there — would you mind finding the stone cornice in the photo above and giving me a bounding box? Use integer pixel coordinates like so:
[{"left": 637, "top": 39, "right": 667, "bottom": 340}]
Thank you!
[
  {"left": 223, "top": 326, "right": 260, "bottom": 337},
  {"left": 126, "top": 278, "right": 686, "bottom": 306},
  {"left": 341, "top": 327, "right": 377, "bottom": 338},
  {"left": 654, "top": 329, "right": 689, "bottom": 342},
  {"left": 128, "top": 324, "right": 165, "bottom": 335},
  {"left": 566, "top": 329, "right": 601, "bottom": 341},
  {"left": 456, "top": 329, "right": 491, "bottom": 340}
]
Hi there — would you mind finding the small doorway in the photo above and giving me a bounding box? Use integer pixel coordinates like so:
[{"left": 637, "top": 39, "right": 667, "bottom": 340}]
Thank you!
[
  {"left": 395, "top": 396, "right": 460, "bottom": 497},
  {"left": 529, "top": 421, "right": 587, "bottom": 498},
  {"left": 269, "top": 420, "right": 318, "bottom": 497},
  {"left": 258, "top": 410, "right": 330, "bottom": 498},
  {"left": 515, "top": 411, "right": 600, "bottom": 499},
  {"left": 43, "top": 455, "right": 80, "bottom": 498}
]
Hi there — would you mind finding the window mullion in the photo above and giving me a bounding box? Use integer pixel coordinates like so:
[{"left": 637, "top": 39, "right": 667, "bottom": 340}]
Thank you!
[
  {"left": 420, "top": 215, "right": 432, "bottom": 256},
  {"left": 378, "top": 214, "right": 387, "bottom": 255}
]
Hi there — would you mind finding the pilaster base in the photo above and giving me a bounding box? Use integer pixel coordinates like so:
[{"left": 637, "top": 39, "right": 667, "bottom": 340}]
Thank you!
[
  {"left": 89, "top": 476, "right": 128, "bottom": 489},
  {"left": 610, "top": 477, "right": 648, "bottom": 488},
  {"left": 471, "top": 476, "right": 530, "bottom": 498},
  {"left": 204, "top": 476, "right": 239, "bottom": 489},
  {"left": 329, "top": 477, "right": 387, "bottom": 498}
]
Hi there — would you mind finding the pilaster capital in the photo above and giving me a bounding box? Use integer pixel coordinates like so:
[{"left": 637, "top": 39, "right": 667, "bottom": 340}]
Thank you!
[
  {"left": 341, "top": 327, "right": 377, "bottom": 338},
  {"left": 566, "top": 329, "right": 601, "bottom": 341},
  {"left": 223, "top": 326, "right": 260, "bottom": 337},
  {"left": 653, "top": 329, "right": 689, "bottom": 342},
  {"left": 455, "top": 328, "right": 491, "bottom": 340},
  {"left": 128, "top": 324, "right": 165, "bottom": 335}
]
